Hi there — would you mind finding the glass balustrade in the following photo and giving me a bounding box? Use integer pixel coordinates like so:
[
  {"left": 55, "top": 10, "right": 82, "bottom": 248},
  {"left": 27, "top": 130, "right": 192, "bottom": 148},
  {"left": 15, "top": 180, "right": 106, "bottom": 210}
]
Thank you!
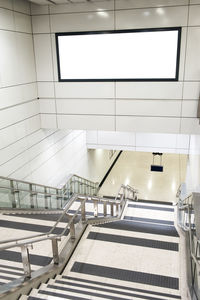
[{"left": 0, "top": 175, "right": 98, "bottom": 210}]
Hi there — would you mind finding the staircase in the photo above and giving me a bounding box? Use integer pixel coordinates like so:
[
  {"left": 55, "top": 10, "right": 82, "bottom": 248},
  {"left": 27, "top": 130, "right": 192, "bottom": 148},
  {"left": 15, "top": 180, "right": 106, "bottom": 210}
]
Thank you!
[
  {"left": 19, "top": 200, "right": 182, "bottom": 300},
  {"left": 0, "top": 176, "right": 137, "bottom": 300}
]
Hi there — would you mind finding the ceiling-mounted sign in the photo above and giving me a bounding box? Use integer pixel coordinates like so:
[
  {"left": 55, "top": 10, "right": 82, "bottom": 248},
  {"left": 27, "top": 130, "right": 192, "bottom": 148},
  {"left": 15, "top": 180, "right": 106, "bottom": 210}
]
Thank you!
[{"left": 151, "top": 152, "right": 163, "bottom": 172}]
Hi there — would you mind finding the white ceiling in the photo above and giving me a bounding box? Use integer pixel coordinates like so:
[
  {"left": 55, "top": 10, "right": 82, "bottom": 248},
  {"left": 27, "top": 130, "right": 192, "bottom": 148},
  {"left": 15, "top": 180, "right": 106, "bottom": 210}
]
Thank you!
[{"left": 29, "top": 0, "right": 106, "bottom": 5}]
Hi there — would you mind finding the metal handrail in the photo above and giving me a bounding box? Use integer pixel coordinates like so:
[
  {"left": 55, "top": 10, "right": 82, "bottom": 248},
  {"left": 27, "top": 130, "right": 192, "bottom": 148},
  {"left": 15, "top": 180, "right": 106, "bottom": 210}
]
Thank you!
[
  {"left": 0, "top": 195, "right": 74, "bottom": 247},
  {"left": 0, "top": 180, "right": 97, "bottom": 197},
  {"left": 0, "top": 184, "right": 136, "bottom": 253},
  {"left": 0, "top": 185, "right": 135, "bottom": 278},
  {"left": 0, "top": 174, "right": 98, "bottom": 193},
  {"left": 0, "top": 174, "right": 99, "bottom": 210},
  {"left": 0, "top": 186, "right": 68, "bottom": 198},
  {"left": 177, "top": 186, "right": 200, "bottom": 299}
]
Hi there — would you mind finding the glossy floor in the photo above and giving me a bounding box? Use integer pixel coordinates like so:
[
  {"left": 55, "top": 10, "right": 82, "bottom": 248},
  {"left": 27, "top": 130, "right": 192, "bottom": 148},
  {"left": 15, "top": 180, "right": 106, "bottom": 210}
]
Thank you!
[{"left": 99, "top": 151, "right": 187, "bottom": 203}]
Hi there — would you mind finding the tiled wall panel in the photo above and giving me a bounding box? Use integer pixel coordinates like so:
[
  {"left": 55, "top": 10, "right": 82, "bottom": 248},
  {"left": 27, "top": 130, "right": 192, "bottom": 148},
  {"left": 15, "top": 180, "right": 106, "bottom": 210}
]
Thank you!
[
  {"left": 57, "top": 115, "right": 115, "bottom": 131},
  {"left": 31, "top": 1, "right": 200, "bottom": 136},
  {"left": 115, "top": 6, "right": 188, "bottom": 30},
  {"left": 115, "top": 0, "right": 189, "bottom": 9},
  {"left": 56, "top": 99, "right": 115, "bottom": 115},
  {"left": 86, "top": 131, "right": 190, "bottom": 154},
  {"left": 116, "top": 100, "right": 181, "bottom": 117},
  {"left": 0, "top": 0, "right": 40, "bottom": 178}
]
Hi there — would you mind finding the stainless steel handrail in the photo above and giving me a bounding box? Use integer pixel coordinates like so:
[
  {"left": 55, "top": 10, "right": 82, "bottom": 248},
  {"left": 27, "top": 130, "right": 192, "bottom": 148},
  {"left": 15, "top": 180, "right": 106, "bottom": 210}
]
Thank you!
[
  {"left": 177, "top": 185, "right": 200, "bottom": 298},
  {"left": 0, "top": 174, "right": 98, "bottom": 191},
  {"left": 0, "top": 191, "right": 131, "bottom": 249},
  {"left": 0, "top": 196, "right": 74, "bottom": 247},
  {"left": 0, "top": 174, "right": 99, "bottom": 210},
  {"left": 0, "top": 186, "right": 69, "bottom": 198},
  {"left": 0, "top": 183, "right": 137, "bottom": 281},
  {"left": 0, "top": 181, "right": 97, "bottom": 197}
]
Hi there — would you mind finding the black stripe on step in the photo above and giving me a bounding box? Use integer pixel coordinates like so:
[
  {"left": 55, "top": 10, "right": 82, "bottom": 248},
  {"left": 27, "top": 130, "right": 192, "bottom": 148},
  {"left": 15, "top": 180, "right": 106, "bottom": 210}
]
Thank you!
[
  {"left": 28, "top": 297, "right": 46, "bottom": 300},
  {"left": 39, "top": 290, "right": 90, "bottom": 300},
  {"left": 0, "top": 274, "right": 17, "bottom": 281},
  {"left": 55, "top": 280, "right": 173, "bottom": 300},
  {"left": 0, "top": 264, "right": 23, "bottom": 271},
  {"left": 6, "top": 214, "right": 68, "bottom": 223},
  {"left": 137, "top": 199, "right": 173, "bottom": 206},
  {"left": 47, "top": 284, "right": 130, "bottom": 300},
  {"left": 0, "top": 281, "right": 8, "bottom": 286},
  {"left": 61, "top": 276, "right": 182, "bottom": 299},
  {"left": 71, "top": 262, "right": 179, "bottom": 290},
  {"left": 96, "top": 220, "right": 179, "bottom": 237},
  {"left": 0, "top": 269, "right": 23, "bottom": 277},
  {"left": 87, "top": 232, "right": 179, "bottom": 251},
  {"left": 128, "top": 204, "right": 174, "bottom": 212},
  {"left": 124, "top": 216, "right": 174, "bottom": 226},
  {"left": 0, "top": 250, "right": 52, "bottom": 266},
  {"left": 0, "top": 220, "right": 69, "bottom": 235}
]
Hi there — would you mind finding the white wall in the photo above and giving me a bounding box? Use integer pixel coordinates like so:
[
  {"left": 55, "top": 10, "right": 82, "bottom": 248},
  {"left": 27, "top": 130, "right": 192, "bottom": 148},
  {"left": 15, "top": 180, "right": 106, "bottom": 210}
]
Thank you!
[
  {"left": 31, "top": 0, "right": 200, "bottom": 134},
  {"left": 185, "top": 134, "right": 200, "bottom": 194},
  {"left": 86, "top": 130, "right": 190, "bottom": 154},
  {"left": 0, "top": 0, "right": 41, "bottom": 177},
  {"left": 0, "top": 1, "right": 120, "bottom": 186}
]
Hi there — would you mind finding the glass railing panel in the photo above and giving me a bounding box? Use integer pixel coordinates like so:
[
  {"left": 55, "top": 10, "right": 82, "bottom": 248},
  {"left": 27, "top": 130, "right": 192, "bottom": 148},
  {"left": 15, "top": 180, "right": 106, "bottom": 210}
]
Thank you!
[
  {"left": 0, "top": 187, "right": 14, "bottom": 208},
  {"left": 50, "top": 195, "right": 61, "bottom": 209},
  {"left": 35, "top": 185, "right": 45, "bottom": 194},
  {"left": 17, "top": 191, "right": 33, "bottom": 209},
  {"left": 0, "top": 178, "right": 11, "bottom": 188},
  {"left": 0, "top": 175, "right": 99, "bottom": 210},
  {"left": 16, "top": 181, "right": 30, "bottom": 192}
]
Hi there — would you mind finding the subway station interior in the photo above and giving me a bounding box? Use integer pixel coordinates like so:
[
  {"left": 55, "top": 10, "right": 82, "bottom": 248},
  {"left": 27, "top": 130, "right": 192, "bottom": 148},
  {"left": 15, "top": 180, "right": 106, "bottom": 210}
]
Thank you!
[{"left": 0, "top": 0, "right": 200, "bottom": 299}]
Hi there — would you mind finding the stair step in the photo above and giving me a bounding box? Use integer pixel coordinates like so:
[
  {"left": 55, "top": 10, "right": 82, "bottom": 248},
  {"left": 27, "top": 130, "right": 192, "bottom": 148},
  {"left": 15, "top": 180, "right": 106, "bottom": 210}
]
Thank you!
[
  {"left": 29, "top": 288, "right": 40, "bottom": 297},
  {"left": 28, "top": 297, "right": 46, "bottom": 300},
  {"left": 95, "top": 219, "right": 179, "bottom": 237},
  {"left": 38, "top": 288, "right": 91, "bottom": 300},
  {"left": 60, "top": 275, "right": 180, "bottom": 298},
  {"left": 26, "top": 275, "right": 181, "bottom": 300},
  {"left": 137, "top": 199, "right": 173, "bottom": 206},
  {"left": 87, "top": 216, "right": 119, "bottom": 225},
  {"left": 53, "top": 277, "right": 181, "bottom": 300},
  {"left": 19, "top": 295, "right": 28, "bottom": 300},
  {"left": 35, "top": 286, "right": 181, "bottom": 300}
]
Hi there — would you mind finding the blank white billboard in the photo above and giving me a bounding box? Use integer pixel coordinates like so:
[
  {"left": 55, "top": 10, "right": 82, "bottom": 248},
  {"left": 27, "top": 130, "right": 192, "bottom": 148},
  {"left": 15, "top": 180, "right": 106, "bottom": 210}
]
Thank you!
[{"left": 56, "top": 28, "right": 181, "bottom": 81}]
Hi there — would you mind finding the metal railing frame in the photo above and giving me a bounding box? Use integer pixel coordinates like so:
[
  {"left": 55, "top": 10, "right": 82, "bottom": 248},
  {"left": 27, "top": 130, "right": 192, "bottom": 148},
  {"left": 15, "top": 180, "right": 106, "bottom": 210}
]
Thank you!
[
  {"left": 0, "top": 174, "right": 99, "bottom": 210},
  {"left": 176, "top": 186, "right": 200, "bottom": 300},
  {"left": 0, "top": 184, "right": 137, "bottom": 281}
]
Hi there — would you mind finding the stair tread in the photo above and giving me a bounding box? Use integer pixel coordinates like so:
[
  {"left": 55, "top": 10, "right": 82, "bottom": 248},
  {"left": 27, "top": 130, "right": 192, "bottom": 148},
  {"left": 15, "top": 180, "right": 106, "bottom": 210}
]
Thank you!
[{"left": 60, "top": 275, "right": 181, "bottom": 298}]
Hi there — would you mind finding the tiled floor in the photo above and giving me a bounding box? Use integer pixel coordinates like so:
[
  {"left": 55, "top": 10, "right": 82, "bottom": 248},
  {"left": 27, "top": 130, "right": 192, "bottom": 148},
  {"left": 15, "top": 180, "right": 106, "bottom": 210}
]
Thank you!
[{"left": 99, "top": 151, "right": 187, "bottom": 203}]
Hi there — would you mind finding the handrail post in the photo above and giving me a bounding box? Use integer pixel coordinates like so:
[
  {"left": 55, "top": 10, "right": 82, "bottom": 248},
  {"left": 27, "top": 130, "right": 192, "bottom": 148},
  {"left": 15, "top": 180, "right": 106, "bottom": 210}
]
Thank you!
[
  {"left": 21, "top": 244, "right": 32, "bottom": 279},
  {"left": 103, "top": 202, "right": 107, "bottom": 216},
  {"left": 29, "top": 184, "right": 34, "bottom": 209},
  {"left": 56, "top": 190, "right": 62, "bottom": 209},
  {"left": 110, "top": 203, "right": 114, "bottom": 216},
  {"left": 81, "top": 200, "right": 86, "bottom": 223},
  {"left": 10, "top": 180, "right": 17, "bottom": 208},
  {"left": 116, "top": 203, "right": 119, "bottom": 216},
  {"left": 44, "top": 187, "right": 48, "bottom": 209},
  {"left": 94, "top": 200, "right": 98, "bottom": 217},
  {"left": 70, "top": 222, "right": 75, "bottom": 241},
  {"left": 51, "top": 238, "right": 60, "bottom": 265}
]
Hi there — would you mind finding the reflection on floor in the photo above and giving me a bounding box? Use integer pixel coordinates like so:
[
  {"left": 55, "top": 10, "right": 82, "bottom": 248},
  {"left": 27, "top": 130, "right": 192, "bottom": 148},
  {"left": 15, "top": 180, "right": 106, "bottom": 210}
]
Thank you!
[{"left": 99, "top": 151, "right": 187, "bottom": 203}]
